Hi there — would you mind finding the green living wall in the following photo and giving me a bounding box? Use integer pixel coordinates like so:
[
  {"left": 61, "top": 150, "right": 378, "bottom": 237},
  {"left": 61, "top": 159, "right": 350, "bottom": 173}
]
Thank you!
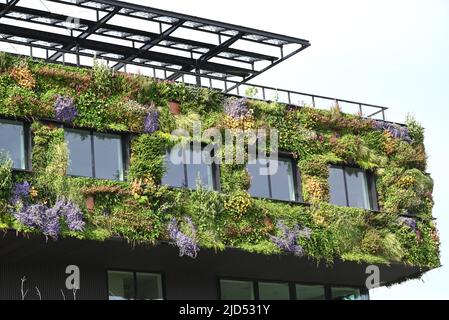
[{"left": 0, "top": 53, "right": 440, "bottom": 270}]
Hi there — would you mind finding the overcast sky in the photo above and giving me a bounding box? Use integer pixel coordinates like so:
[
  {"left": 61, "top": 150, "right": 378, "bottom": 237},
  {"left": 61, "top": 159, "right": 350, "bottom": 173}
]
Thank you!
[
  {"left": 128, "top": 0, "right": 449, "bottom": 299},
  {"left": 4, "top": 0, "right": 449, "bottom": 299}
]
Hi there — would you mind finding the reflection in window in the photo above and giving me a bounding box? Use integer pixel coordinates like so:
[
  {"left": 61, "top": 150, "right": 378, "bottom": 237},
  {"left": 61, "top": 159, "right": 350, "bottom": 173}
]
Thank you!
[
  {"left": 295, "top": 284, "right": 326, "bottom": 300},
  {"left": 258, "top": 282, "right": 290, "bottom": 300},
  {"left": 329, "top": 166, "right": 373, "bottom": 209},
  {"left": 345, "top": 168, "right": 369, "bottom": 209},
  {"left": 135, "top": 272, "right": 163, "bottom": 300},
  {"left": 247, "top": 159, "right": 270, "bottom": 198},
  {"left": 331, "top": 287, "right": 363, "bottom": 300},
  {"left": 220, "top": 280, "right": 254, "bottom": 300},
  {"left": 162, "top": 148, "right": 184, "bottom": 188},
  {"left": 247, "top": 156, "right": 297, "bottom": 201},
  {"left": 269, "top": 159, "right": 295, "bottom": 201},
  {"left": 162, "top": 145, "right": 215, "bottom": 190},
  {"left": 108, "top": 271, "right": 163, "bottom": 300},
  {"left": 0, "top": 120, "right": 26, "bottom": 169},
  {"left": 65, "top": 129, "right": 123, "bottom": 181},
  {"left": 66, "top": 129, "right": 93, "bottom": 177},
  {"left": 108, "top": 271, "right": 135, "bottom": 300},
  {"left": 94, "top": 133, "right": 123, "bottom": 180}
]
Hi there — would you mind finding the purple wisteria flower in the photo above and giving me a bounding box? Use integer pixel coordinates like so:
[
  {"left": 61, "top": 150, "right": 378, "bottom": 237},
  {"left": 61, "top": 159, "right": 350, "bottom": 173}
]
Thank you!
[
  {"left": 13, "top": 197, "right": 85, "bottom": 239},
  {"left": 15, "top": 204, "right": 60, "bottom": 239},
  {"left": 269, "top": 221, "right": 312, "bottom": 256},
  {"left": 144, "top": 108, "right": 159, "bottom": 134},
  {"left": 224, "top": 97, "right": 250, "bottom": 119},
  {"left": 373, "top": 120, "right": 412, "bottom": 143},
  {"left": 167, "top": 217, "right": 199, "bottom": 258},
  {"left": 10, "top": 181, "right": 31, "bottom": 205},
  {"left": 54, "top": 95, "right": 78, "bottom": 123},
  {"left": 54, "top": 197, "right": 85, "bottom": 231},
  {"left": 399, "top": 217, "right": 417, "bottom": 231}
]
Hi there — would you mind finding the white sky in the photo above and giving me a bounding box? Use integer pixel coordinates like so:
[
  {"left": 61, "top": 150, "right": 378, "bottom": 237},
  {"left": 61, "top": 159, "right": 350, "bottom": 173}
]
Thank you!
[
  {"left": 131, "top": 0, "right": 449, "bottom": 299},
  {"left": 4, "top": 0, "right": 449, "bottom": 299}
]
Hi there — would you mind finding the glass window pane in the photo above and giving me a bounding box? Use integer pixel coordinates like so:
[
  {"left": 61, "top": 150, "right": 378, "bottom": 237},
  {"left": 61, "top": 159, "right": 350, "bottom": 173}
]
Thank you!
[
  {"left": 345, "top": 168, "right": 370, "bottom": 209},
  {"left": 295, "top": 284, "right": 326, "bottom": 300},
  {"left": 259, "top": 282, "right": 290, "bottom": 300},
  {"left": 185, "top": 145, "right": 214, "bottom": 190},
  {"left": 93, "top": 133, "right": 123, "bottom": 180},
  {"left": 0, "top": 120, "right": 25, "bottom": 169},
  {"left": 162, "top": 147, "right": 186, "bottom": 188},
  {"left": 220, "top": 280, "right": 254, "bottom": 300},
  {"left": 329, "top": 166, "right": 347, "bottom": 206},
  {"left": 331, "top": 287, "right": 362, "bottom": 300},
  {"left": 269, "top": 158, "right": 296, "bottom": 201},
  {"left": 108, "top": 271, "right": 135, "bottom": 300},
  {"left": 136, "top": 273, "right": 163, "bottom": 300},
  {"left": 247, "top": 159, "right": 270, "bottom": 198},
  {"left": 65, "top": 129, "right": 93, "bottom": 177}
]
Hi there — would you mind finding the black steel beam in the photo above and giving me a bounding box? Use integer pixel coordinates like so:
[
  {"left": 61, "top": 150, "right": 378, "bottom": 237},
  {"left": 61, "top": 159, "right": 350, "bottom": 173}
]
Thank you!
[
  {"left": 0, "top": 3, "right": 277, "bottom": 63},
  {"left": 199, "top": 33, "right": 243, "bottom": 62},
  {"left": 167, "top": 32, "right": 243, "bottom": 81},
  {"left": 47, "top": 6, "right": 120, "bottom": 62},
  {"left": 112, "top": 19, "right": 185, "bottom": 71},
  {"left": 0, "top": 0, "right": 19, "bottom": 18},
  {"left": 224, "top": 43, "right": 311, "bottom": 93},
  {"left": 0, "top": 23, "right": 254, "bottom": 77}
]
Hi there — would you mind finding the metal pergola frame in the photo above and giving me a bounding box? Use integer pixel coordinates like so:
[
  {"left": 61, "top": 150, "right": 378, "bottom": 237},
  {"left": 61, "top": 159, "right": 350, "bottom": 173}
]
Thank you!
[
  {"left": 0, "top": 0, "right": 388, "bottom": 119},
  {"left": 0, "top": 0, "right": 310, "bottom": 86}
]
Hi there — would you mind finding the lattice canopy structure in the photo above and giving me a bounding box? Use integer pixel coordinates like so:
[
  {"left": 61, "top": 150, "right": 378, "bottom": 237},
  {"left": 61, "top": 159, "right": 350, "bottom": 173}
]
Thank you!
[{"left": 0, "top": 0, "right": 310, "bottom": 92}]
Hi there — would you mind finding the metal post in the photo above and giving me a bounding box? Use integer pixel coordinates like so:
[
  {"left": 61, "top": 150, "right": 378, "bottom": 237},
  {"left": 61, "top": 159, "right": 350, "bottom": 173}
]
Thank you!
[
  {"left": 195, "top": 67, "right": 201, "bottom": 86},
  {"left": 312, "top": 96, "right": 316, "bottom": 108},
  {"left": 76, "top": 45, "right": 80, "bottom": 66}
]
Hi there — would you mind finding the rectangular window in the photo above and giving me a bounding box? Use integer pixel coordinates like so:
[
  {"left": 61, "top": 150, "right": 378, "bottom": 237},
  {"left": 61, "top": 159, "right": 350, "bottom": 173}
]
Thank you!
[
  {"left": 220, "top": 280, "right": 255, "bottom": 300},
  {"left": 107, "top": 270, "right": 163, "bottom": 300},
  {"left": 295, "top": 284, "right": 326, "bottom": 300},
  {"left": 162, "top": 144, "right": 216, "bottom": 190},
  {"left": 65, "top": 129, "right": 124, "bottom": 181},
  {"left": 258, "top": 282, "right": 290, "bottom": 300},
  {"left": 0, "top": 120, "right": 26, "bottom": 169},
  {"left": 329, "top": 165, "right": 377, "bottom": 210},
  {"left": 247, "top": 155, "right": 298, "bottom": 202}
]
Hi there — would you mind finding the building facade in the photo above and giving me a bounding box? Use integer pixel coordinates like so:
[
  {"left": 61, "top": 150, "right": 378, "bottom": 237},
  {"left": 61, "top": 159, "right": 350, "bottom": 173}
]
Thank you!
[{"left": 0, "top": 0, "right": 440, "bottom": 300}]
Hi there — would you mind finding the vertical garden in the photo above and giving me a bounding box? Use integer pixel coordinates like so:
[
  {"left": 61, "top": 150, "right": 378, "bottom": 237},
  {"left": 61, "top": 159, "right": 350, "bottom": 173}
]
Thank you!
[{"left": 0, "top": 52, "right": 440, "bottom": 271}]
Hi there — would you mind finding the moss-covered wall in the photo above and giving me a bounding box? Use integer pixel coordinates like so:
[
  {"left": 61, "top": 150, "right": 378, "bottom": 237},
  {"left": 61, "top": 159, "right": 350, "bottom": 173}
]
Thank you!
[{"left": 0, "top": 53, "right": 440, "bottom": 269}]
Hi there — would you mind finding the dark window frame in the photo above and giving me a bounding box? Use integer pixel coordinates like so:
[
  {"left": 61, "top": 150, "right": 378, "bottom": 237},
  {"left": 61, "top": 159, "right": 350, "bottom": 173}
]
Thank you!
[
  {"left": 163, "top": 142, "right": 220, "bottom": 192},
  {"left": 106, "top": 269, "right": 166, "bottom": 300},
  {"left": 64, "top": 127, "right": 128, "bottom": 181},
  {"left": 0, "top": 118, "right": 32, "bottom": 171},
  {"left": 247, "top": 151, "right": 303, "bottom": 203},
  {"left": 217, "top": 276, "right": 368, "bottom": 300},
  {"left": 329, "top": 164, "right": 379, "bottom": 211}
]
